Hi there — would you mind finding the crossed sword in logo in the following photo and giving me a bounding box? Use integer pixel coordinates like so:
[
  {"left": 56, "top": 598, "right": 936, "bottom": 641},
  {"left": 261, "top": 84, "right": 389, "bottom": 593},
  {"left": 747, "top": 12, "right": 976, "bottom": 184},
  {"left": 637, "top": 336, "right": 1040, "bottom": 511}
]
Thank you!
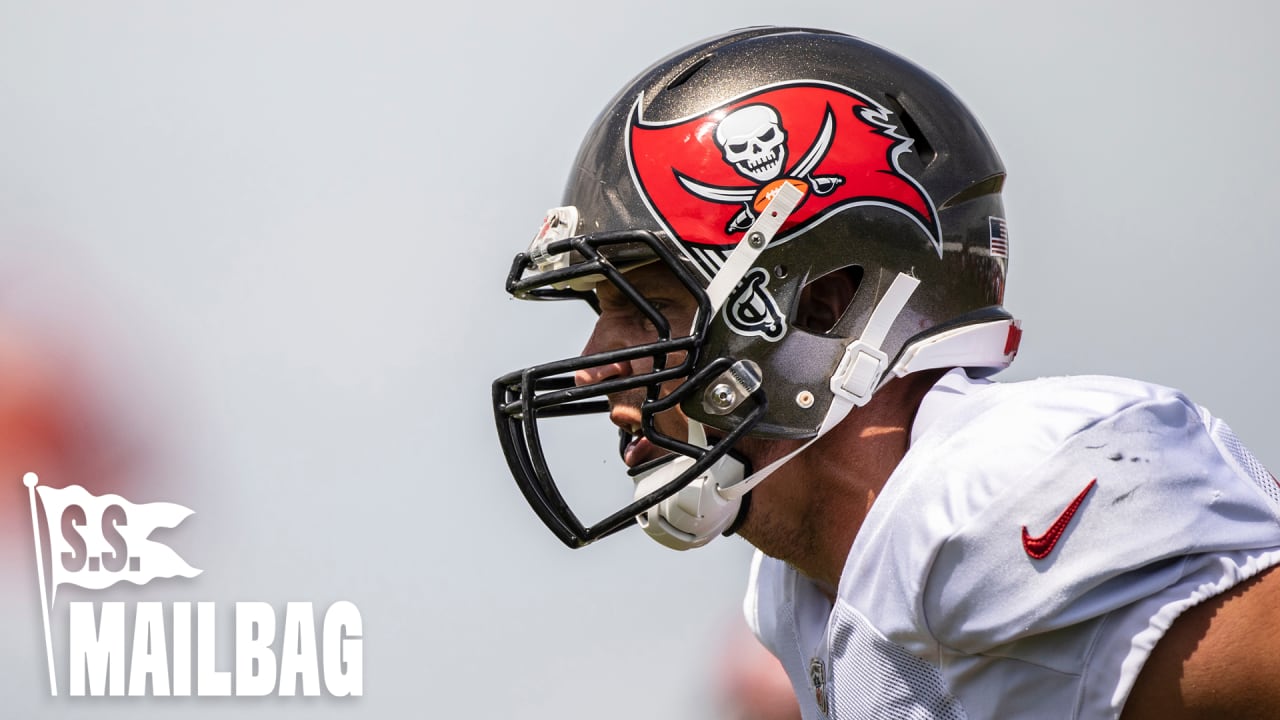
[{"left": 677, "top": 105, "right": 845, "bottom": 235}]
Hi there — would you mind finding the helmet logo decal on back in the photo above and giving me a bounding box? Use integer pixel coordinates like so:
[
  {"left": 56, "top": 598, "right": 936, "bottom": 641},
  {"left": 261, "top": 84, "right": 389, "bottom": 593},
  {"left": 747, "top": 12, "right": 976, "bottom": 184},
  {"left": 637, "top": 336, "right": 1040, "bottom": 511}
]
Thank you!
[
  {"left": 724, "top": 267, "right": 786, "bottom": 341},
  {"left": 627, "top": 81, "right": 942, "bottom": 275}
]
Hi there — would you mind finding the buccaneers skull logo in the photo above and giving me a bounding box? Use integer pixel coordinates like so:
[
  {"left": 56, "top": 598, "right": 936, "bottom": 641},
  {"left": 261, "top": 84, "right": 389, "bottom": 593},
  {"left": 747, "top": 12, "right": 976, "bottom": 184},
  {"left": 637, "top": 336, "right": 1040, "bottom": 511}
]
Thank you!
[
  {"left": 627, "top": 81, "right": 941, "bottom": 264},
  {"left": 686, "top": 102, "right": 846, "bottom": 235}
]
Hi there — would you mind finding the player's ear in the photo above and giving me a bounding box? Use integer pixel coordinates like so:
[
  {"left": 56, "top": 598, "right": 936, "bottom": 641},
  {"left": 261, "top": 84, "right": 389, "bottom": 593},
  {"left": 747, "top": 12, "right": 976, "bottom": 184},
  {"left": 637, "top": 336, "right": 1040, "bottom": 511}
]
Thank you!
[{"left": 794, "top": 265, "right": 862, "bottom": 335}]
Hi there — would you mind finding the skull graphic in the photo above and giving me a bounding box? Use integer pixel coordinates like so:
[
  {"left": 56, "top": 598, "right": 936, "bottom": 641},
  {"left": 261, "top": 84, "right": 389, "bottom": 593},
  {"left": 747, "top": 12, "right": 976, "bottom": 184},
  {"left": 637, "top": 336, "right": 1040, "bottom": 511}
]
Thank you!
[{"left": 714, "top": 104, "right": 788, "bottom": 183}]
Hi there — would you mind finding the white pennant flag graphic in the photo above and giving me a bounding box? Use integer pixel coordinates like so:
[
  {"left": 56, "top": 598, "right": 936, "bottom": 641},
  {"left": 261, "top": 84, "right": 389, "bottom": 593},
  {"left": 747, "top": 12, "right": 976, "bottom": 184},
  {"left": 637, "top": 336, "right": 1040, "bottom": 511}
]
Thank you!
[{"left": 32, "top": 480, "right": 202, "bottom": 604}]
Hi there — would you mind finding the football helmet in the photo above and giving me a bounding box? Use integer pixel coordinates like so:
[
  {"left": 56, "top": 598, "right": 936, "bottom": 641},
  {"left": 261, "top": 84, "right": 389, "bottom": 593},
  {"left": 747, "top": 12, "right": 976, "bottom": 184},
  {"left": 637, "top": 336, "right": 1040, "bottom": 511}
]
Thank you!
[{"left": 493, "top": 27, "right": 1020, "bottom": 550}]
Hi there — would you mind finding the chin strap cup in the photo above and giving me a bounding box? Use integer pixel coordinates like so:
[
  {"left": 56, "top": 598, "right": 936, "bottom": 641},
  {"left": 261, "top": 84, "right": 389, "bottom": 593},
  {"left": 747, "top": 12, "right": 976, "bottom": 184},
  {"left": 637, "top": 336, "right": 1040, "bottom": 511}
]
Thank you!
[{"left": 632, "top": 450, "right": 746, "bottom": 551}]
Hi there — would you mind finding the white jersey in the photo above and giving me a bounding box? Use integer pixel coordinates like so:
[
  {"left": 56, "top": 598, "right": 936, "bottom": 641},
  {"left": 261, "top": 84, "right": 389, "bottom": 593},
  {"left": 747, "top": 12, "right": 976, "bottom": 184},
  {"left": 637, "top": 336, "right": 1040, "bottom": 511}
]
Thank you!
[{"left": 744, "top": 369, "right": 1280, "bottom": 719}]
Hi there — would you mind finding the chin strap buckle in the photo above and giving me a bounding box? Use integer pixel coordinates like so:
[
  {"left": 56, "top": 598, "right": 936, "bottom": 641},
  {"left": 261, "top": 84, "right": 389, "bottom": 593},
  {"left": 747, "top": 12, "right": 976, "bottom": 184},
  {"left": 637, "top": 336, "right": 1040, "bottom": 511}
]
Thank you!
[
  {"left": 828, "top": 271, "right": 920, "bottom": 407},
  {"left": 831, "top": 341, "right": 889, "bottom": 407}
]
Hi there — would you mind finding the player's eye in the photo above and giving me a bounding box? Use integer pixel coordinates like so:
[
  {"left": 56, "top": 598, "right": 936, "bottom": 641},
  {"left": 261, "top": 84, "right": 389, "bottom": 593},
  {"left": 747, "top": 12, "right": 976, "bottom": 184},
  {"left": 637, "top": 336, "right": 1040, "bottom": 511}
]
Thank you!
[{"left": 639, "top": 305, "right": 666, "bottom": 330}]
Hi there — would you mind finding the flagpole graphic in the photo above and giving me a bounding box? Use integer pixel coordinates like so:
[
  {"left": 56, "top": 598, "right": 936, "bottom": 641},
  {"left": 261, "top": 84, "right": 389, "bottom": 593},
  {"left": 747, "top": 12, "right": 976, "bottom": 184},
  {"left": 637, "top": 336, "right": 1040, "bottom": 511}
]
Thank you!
[
  {"left": 25, "top": 472, "right": 58, "bottom": 697},
  {"left": 25, "top": 472, "right": 202, "bottom": 697}
]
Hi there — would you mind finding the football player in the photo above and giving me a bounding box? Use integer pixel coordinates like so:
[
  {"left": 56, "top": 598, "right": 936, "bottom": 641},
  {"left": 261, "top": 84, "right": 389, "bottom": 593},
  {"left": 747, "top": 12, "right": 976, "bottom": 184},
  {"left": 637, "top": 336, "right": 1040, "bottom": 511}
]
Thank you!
[{"left": 492, "top": 27, "right": 1280, "bottom": 719}]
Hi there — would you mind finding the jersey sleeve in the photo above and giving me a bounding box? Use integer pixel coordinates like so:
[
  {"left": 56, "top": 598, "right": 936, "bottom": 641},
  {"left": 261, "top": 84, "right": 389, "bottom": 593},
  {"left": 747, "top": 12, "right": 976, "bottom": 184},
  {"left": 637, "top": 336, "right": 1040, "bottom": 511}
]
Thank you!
[
  {"left": 905, "top": 376, "right": 1280, "bottom": 717},
  {"left": 837, "top": 375, "right": 1280, "bottom": 717},
  {"left": 919, "top": 382, "right": 1280, "bottom": 656}
]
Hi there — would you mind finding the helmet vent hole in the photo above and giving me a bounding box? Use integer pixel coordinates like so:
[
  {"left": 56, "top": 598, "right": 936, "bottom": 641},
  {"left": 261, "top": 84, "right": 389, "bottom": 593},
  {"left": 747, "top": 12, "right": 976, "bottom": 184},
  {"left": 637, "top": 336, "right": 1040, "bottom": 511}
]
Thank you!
[
  {"left": 885, "top": 94, "right": 936, "bottom": 168},
  {"left": 666, "top": 55, "right": 715, "bottom": 91},
  {"left": 940, "top": 173, "right": 1006, "bottom": 209},
  {"left": 794, "top": 265, "right": 863, "bottom": 336}
]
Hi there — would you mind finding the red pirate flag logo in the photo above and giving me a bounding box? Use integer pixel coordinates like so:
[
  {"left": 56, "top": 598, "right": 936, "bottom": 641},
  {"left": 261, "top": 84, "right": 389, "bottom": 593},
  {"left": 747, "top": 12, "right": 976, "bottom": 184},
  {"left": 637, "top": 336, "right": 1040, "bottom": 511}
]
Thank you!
[{"left": 627, "top": 81, "right": 941, "bottom": 255}]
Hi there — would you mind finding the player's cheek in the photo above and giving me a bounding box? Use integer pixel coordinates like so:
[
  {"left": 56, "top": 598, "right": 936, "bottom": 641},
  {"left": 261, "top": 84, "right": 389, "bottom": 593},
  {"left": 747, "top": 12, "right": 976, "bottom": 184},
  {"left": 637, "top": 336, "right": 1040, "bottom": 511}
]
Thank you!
[{"left": 653, "top": 402, "right": 691, "bottom": 441}]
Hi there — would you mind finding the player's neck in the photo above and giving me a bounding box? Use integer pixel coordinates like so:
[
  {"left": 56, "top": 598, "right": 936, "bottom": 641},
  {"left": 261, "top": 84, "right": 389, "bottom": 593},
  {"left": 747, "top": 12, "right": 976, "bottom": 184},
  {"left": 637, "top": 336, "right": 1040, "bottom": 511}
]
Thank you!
[{"left": 740, "top": 371, "right": 943, "bottom": 597}]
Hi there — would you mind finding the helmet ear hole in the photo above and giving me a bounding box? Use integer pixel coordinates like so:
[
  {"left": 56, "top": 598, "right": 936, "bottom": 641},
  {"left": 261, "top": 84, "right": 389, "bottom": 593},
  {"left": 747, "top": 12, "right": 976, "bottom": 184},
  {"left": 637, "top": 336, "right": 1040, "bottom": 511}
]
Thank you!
[{"left": 793, "top": 265, "right": 863, "bottom": 336}]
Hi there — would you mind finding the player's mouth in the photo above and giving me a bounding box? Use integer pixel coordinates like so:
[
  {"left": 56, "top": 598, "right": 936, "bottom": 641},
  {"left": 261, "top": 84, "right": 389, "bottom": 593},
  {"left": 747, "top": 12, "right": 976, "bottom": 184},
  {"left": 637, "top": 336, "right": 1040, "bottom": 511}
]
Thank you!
[
  {"left": 619, "top": 427, "right": 662, "bottom": 468},
  {"left": 617, "top": 423, "right": 729, "bottom": 471}
]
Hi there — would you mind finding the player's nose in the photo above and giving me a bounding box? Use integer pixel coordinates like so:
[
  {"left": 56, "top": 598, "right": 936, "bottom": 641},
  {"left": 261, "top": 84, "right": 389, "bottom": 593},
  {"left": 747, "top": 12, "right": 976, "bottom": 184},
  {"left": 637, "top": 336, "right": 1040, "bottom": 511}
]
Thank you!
[
  {"left": 574, "top": 360, "right": 631, "bottom": 387},
  {"left": 574, "top": 321, "right": 634, "bottom": 387}
]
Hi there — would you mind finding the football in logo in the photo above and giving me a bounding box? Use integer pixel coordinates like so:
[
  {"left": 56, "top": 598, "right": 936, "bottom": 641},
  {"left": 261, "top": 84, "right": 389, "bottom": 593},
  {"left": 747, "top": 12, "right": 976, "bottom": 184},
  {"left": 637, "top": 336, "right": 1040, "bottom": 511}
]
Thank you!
[{"left": 626, "top": 81, "right": 940, "bottom": 257}]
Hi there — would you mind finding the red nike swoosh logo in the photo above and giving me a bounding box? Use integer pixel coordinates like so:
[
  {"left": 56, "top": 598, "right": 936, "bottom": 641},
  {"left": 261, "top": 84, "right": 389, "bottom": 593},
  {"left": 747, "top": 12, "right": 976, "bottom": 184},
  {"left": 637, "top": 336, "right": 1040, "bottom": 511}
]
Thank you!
[{"left": 1021, "top": 478, "right": 1097, "bottom": 560}]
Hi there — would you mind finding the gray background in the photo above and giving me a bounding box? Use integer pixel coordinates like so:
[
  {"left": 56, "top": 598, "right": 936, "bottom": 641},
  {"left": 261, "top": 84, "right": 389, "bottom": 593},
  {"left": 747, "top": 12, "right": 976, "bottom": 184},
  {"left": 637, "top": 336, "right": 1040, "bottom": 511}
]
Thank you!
[{"left": 1, "top": 1, "right": 1277, "bottom": 717}]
